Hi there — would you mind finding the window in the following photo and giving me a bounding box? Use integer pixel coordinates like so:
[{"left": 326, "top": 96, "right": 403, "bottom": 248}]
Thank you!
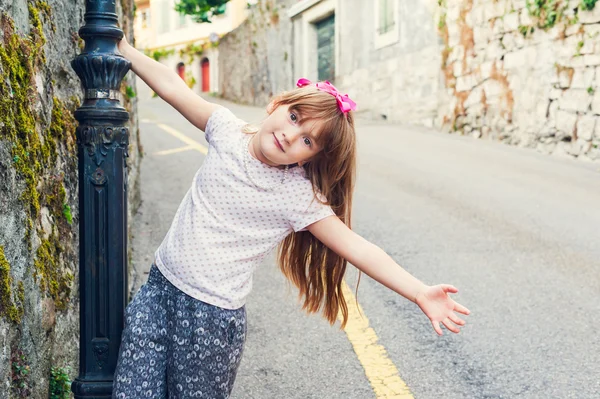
[
  {"left": 374, "top": 0, "right": 399, "bottom": 49},
  {"left": 141, "top": 10, "right": 150, "bottom": 29},
  {"left": 157, "top": 0, "right": 170, "bottom": 34},
  {"left": 177, "top": 12, "right": 187, "bottom": 28},
  {"left": 378, "top": 0, "right": 394, "bottom": 34}
]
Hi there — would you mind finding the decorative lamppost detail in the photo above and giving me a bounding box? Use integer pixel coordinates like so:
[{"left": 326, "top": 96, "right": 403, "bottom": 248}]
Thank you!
[{"left": 71, "top": 0, "right": 131, "bottom": 397}]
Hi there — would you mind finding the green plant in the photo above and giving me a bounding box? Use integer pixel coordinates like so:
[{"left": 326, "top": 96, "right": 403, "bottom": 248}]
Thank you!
[
  {"left": 581, "top": 0, "right": 598, "bottom": 10},
  {"left": 125, "top": 86, "right": 136, "bottom": 99},
  {"left": 525, "top": 0, "right": 567, "bottom": 29},
  {"left": 587, "top": 86, "right": 595, "bottom": 94},
  {"left": 174, "top": 0, "right": 230, "bottom": 23},
  {"left": 147, "top": 48, "right": 174, "bottom": 61},
  {"left": 49, "top": 366, "right": 71, "bottom": 399},
  {"left": 576, "top": 40, "right": 585, "bottom": 55},
  {"left": 11, "top": 350, "right": 31, "bottom": 397}
]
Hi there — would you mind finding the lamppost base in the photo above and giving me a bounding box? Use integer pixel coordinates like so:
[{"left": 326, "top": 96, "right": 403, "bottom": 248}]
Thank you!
[{"left": 72, "top": 379, "right": 114, "bottom": 398}]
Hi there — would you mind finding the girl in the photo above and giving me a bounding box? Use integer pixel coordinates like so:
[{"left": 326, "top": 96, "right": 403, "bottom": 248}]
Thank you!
[{"left": 113, "top": 36, "right": 470, "bottom": 399}]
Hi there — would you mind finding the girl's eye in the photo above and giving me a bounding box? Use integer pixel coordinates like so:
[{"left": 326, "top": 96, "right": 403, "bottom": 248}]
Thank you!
[
  {"left": 290, "top": 113, "right": 297, "bottom": 122},
  {"left": 303, "top": 137, "right": 312, "bottom": 146}
]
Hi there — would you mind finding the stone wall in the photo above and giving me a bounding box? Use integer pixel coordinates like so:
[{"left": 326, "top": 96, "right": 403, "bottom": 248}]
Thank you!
[
  {"left": 218, "top": 0, "right": 296, "bottom": 106},
  {"left": 0, "top": 0, "right": 141, "bottom": 397},
  {"left": 438, "top": 0, "right": 600, "bottom": 160}
]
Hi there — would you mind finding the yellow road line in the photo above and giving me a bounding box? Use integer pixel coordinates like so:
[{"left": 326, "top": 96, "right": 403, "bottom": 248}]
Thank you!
[
  {"left": 154, "top": 145, "right": 197, "bottom": 156},
  {"left": 340, "top": 281, "right": 414, "bottom": 399},
  {"left": 156, "top": 123, "right": 208, "bottom": 155}
]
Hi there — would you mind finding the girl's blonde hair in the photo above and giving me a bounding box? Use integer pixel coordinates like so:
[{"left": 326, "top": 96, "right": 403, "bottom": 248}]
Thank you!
[{"left": 272, "top": 84, "right": 357, "bottom": 328}]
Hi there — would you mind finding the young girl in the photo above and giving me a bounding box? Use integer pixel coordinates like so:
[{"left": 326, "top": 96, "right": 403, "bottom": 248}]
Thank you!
[{"left": 113, "top": 36, "right": 470, "bottom": 399}]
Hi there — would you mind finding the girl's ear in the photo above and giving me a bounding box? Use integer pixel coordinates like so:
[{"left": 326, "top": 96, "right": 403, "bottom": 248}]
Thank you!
[{"left": 266, "top": 101, "right": 275, "bottom": 114}]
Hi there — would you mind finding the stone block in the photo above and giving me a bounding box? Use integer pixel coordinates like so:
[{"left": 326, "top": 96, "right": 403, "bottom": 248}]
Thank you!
[
  {"left": 472, "top": 5, "right": 485, "bottom": 26},
  {"left": 483, "top": 79, "right": 506, "bottom": 98},
  {"left": 571, "top": 68, "right": 595, "bottom": 89},
  {"left": 556, "top": 110, "right": 578, "bottom": 134},
  {"left": 549, "top": 88, "right": 563, "bottom": 100},
  {"left": 559, "top": 89, "right": 592, "bottom": 112},
  {"left": 584, "top": 24, "right": 600, "bottom": 37},
  {"left": 447, "top": 5, "right": 461, "bottom": 22},
  {"left": 453, "top": 61, "right": 463, "bottom": 77},
  {"left": 492, "top": 18, "right": 505, "bottom": 35},
  {"left": 484, "top": 2, "right": 506, "bottom": 20},
  {"left": 577, "top": 114, "right": 597, "bottom": 140},
  {"left": 557, "top": 66, "right": 574, "bottom": 89},
  {"left": 535, "top": 100, "right": 550, "bottom": 120},
  {"left": 548, "top": 99, "right": 559, "bottom": 119},
  {"left": 592, "top": 91, "right": 600, "bottom": 114},
  {"left": 579, "top": 40, "right": 596, "bottom": 55},
  {"left": 504, "top": 47, "right": 535, "bottom": 69},
  {"left": 504, "top": 12, "right": 520, "bottom": 32},
  {"left": 579, "top": 6, "right": 600, "bottom": 24},
  {"left": 473, "top": 25, "right": 492, "bottom": 48},
  {"left": 480, "top": 61, "right": 493, "bottom": 79},
  {"left": 565, "top": 23, "right": 582, "bottom": 37},
  {"left": 584, "top": 54, "right": 600, "bottom": 66},
  {"left": 448, "top": 22, "right": 461, "bottom": 47},
  {"left": 519, "top": 8, "right": 533, "bottom": 26},
  {"left": 456, "top": 74, "right": 478, "bottom": 92},
  {"left": 465, "top": 86, "right": 483, "bottom": 108},
  {"left": 512, "top": 0, "right": 527, "bottom": 9},
  {"left": 501, "top": 34, "right": 517, "bottom": 52},
  {"left": 486, "top": 40, "right": 504, "bottom": 59},
  {"left": 535, "top": 44, "right": 555, "bottom": 69}
]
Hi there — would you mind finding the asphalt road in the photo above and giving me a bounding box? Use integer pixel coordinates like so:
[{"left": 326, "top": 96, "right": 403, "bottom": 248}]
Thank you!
[{"left": 129, "top": 94, "right": 600, "bottom": 399}]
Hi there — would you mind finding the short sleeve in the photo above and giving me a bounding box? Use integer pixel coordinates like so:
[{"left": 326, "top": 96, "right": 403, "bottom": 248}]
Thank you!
[
  {"left": 287, "top": 187, "right": 335, "bottom": 232},
  {"left": 204, "top": 107, "right": 245, "bottom": 144}
]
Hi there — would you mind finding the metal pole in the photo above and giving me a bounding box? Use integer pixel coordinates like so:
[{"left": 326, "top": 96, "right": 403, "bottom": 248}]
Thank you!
[{"left": 70, "top": 0, "right": 131, "bottom": 397}]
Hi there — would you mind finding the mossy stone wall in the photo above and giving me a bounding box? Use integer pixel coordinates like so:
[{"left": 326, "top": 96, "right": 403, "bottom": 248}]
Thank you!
[{"left": 0, "top": 0, "right": 141, "bottom": 397}]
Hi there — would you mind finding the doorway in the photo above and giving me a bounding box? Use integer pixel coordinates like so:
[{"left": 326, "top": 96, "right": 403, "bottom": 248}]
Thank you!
[{"left": 201, "top": 58, "right": 210, "bottom": 92}]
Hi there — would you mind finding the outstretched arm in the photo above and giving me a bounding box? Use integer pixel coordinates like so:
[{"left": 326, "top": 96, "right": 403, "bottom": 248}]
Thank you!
[
  {"left": 308, "top": 216, "right": 470, "bottom": 335},
  {"left": 118, "top": 36, "right": 220, "bottom": 131}
]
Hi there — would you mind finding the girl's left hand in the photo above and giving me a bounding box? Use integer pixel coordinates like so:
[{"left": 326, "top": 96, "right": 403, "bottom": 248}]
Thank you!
[{"left": 415, "top": 284, "right": 470, "bottom": 335}]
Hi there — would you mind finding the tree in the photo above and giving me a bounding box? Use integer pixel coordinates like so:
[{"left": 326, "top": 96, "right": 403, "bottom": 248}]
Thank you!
[{"left": 174, "top": 0, "right": 232, "bottom": 23}]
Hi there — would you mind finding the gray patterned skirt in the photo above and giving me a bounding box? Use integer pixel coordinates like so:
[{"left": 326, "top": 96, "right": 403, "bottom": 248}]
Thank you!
[{"left": 112, "top": 264, "right": 247, "bottom": 398}]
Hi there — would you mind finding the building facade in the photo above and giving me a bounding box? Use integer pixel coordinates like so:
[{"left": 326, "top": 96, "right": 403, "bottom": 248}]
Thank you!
[
  {"left": 288, "top": 0, "right": 441, "bottom": 126},
  {"left": 133, "top": 0, "right": 249, "bottom": 99}
]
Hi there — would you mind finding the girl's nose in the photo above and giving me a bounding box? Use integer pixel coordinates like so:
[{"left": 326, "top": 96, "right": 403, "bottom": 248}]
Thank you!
[{"left": 283, "top": 130, "right": 301, "bottom": 143}]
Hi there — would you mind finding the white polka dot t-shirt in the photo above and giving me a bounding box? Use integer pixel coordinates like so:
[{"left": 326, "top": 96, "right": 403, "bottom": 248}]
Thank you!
[{"left": 154, "top": 107, "right": 335, "bottom": 309}]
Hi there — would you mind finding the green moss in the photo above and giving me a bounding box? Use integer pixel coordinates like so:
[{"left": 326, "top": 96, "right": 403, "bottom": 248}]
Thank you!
[
  {"left": 47, "top": 97, "right": 78, "bottom": 156},
  {"left": 0, "top": 246, "right": 24, "bottom": 323},
  {"left": 0, "top": 12, "right": 75, "bottom": 313},
  {"left": 34, "top": 236, "right": 73, "bottom": 311},
  {"left": 0, "top": 15, "right": 45, "bottom": 231}
]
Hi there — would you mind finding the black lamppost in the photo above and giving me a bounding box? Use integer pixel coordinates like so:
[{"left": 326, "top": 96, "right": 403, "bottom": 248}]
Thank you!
[{"left": 70, "top": 0, "right": 131, "bottom": 397}]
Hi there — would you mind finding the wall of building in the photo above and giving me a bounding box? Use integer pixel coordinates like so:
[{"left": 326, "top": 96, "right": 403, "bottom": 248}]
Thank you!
[
  {"left": 0, "top": 0, "right": 141, "bottom": 396},
  {"left": 438, "top": 0, "right": 600, "bottom": 160},
  {"left": 218, "top": 0, "right": 297, "bottom": 106}
]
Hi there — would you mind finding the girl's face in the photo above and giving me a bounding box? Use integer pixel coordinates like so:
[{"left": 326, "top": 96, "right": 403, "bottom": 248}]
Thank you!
[{"left": 251, "top": 104, "right": 323, "bottom": 167}]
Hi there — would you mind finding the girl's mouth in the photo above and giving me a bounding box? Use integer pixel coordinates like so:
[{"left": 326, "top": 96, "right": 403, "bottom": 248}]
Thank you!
[{"left": 273, "top": 133, "right": 285, "bottom": 152}]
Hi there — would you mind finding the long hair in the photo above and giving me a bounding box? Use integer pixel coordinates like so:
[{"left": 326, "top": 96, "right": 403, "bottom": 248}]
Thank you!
[{"left": 272, "top": 85, "right": 357, "bottom": 328}]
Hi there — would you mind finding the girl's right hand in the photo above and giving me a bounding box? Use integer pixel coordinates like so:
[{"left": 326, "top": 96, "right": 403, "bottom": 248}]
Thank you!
[{"left": 118, "top": 34, "right": 129, "bottom": 53}]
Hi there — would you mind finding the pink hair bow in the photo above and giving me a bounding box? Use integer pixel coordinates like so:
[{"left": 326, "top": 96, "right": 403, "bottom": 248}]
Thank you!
[{"left": 296, "top": 78, "right": 357, "bottom": 113}]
